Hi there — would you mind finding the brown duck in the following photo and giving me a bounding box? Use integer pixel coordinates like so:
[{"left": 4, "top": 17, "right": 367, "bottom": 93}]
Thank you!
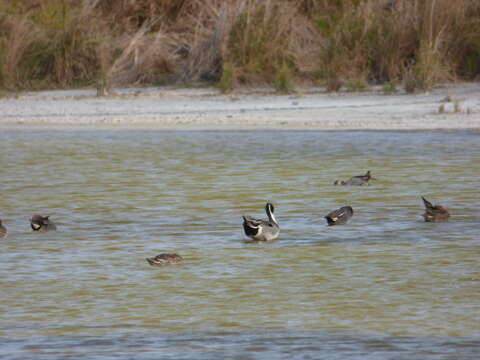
[
  {"left": 146, "top": 253, "right": 184, "bottom": 266},
  {"left": 421, "top": 197, "right": 450, "bottom": 222}
]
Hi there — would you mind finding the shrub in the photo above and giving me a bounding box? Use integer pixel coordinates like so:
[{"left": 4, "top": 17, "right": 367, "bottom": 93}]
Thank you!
[
  {"left": 274, "top": 62, "right": 295, "bottom": 93},
  {"left": 218, "top": 60, "right": 235, "bottom": 93}
]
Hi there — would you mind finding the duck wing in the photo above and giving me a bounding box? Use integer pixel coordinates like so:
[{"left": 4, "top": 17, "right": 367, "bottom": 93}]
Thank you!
[{"left": 242, "top": 216, "right": 268, "bottom": 236}]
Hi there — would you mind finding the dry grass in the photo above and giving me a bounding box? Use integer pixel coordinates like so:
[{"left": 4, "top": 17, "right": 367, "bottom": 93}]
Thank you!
[
  {"left": 0, "top": 15, "right": 38, "bottom": 89},
  {"left": 0, "top": 0, "right": 479, "bottom": 91},
  {"left": 225, "top": 0, "right": 321, "bottom": 86}
]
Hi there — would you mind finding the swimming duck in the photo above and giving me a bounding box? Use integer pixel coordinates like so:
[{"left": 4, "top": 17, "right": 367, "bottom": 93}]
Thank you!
[
  {"left": 0, "top": 219, "right": 7, "bottom": 237},
  {"left": 334, "top": 170, "right": 375, "bottom": 186},
  {"left": 146, "top": 253, "right": 184, "bottom": 266},
  {"left": 242, "top": 202, "right": 280, "bottom": 241},
  {"left": 30, "top": 215, "right": 57, "bottom": 232},
  {"left": 421, "top": 197, "right": 450, "bottom": 222},
  {"left": 325, "top": 206, "right": 354, "bottom": 226}
]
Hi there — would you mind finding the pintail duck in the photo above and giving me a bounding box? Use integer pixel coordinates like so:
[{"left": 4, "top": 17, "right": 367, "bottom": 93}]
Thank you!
[
  {"left": 334, "top": 171, "right": 375, "bottom": 186},
  {"left": 325, "top": 206, "right": 354, "bottom": 226},
  {"left": 0, "top": 219, "right": 7, "bottom": 237},
  {"left": 421, "top": 197, "right": 450, "bottom": 222},
  {"left": 242, "top": 202, "right": 280, "bottom": 241},
  {"left": 30, "top": 215, "right": 57, "bottom": 232},
  {"left": 146, "top": 253, "right": 184, "bottom": 266}
]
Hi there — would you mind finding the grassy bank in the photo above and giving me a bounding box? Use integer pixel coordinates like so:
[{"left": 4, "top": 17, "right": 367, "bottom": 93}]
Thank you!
[{"left": 1, "top": 0, "right": 479, "bottom": 93}]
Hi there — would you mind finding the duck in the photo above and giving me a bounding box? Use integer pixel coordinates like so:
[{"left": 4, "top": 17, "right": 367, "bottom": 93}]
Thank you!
[
  {"left": 30, "top": 215, "right": 57, "bottom": 232},
  {"left": 421, "top": 196, "right": 450, "bottom": 222},
  {"left": 242, "top": 202, "right": 280, "bottom": 241},
  {"left": 334, "top": 170, "right": 375, "bottom": 186},
  {"left": 0, "top": 219, "right": 7, "bottom": 237},
  {"left": 146, "top": 253, "right": 184, "bottom": 266},
  {"left": 325, "top": 206, "right": 354, "bottom": 226}
]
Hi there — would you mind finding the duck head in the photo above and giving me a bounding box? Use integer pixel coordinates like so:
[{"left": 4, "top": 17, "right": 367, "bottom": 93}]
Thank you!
[
  {"left": 265, "top": 202, "right": 274, "bottom": 214},
  {"left": 364, "top": 170, "right": 377, "bottom": 181},
  {"left": 30, "top": 215, "right": 55, "bottom": 231},
  {"left": 265, "top": 202, "right": 278, "bottom": 225}
]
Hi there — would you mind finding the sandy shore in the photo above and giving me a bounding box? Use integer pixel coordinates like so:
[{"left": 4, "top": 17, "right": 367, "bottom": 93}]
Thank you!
[{"left": 1, "top": 83, "right": 479, "bottom": 130}]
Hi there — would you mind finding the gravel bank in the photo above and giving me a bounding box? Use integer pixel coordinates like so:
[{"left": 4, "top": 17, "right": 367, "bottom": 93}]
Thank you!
[{"left": 1, "top": 83, "right": 479, "bottom": 130}]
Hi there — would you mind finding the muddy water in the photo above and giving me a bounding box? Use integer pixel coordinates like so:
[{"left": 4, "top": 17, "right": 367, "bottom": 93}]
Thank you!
[{"left": 1, "top": 130, "right": 479, "bottom": 359}]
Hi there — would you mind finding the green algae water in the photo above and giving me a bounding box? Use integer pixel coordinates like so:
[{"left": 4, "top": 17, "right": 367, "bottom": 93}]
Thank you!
[{"left": 0, "top": 130, "right": 479, "bottom": 359}]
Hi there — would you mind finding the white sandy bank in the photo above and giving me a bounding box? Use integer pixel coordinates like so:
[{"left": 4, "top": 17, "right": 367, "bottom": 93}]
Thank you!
[{"left": 0, "top": 83, "right": 479, "bottom": 130}]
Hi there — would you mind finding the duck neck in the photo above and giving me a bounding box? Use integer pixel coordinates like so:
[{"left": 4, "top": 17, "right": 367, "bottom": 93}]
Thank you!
[{"left": 267, "top": 207, "right": 278, "bottom": 226}]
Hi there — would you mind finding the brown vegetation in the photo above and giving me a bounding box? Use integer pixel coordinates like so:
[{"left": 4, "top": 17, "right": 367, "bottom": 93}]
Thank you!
[{"left": 0, "top": 0, "right": 479, "bottom": 93}]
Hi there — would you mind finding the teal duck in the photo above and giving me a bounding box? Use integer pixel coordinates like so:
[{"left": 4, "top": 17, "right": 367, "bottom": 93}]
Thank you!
[
  {"left": 146, "top": 253, "right": 184, "bottom": 266},
  {"left": 422, "top": 197, "right": 450, "bottom": 222},
  {"left": 30, "top": 215, "right": 57, "bottom": 232},
  {"left": 334, "top": 170, "right": 375, "bottom": 186},
  {"left": 325, "top": 206, "right": 354, "bottom": 226},
  {"left": 242, "top": 202, "right": 280, "bottom": 241}
]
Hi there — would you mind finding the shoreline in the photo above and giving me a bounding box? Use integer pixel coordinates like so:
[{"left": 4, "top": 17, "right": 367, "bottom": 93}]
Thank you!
[{"left": 1, "top": 83, "right": 479, "bottom": 131}]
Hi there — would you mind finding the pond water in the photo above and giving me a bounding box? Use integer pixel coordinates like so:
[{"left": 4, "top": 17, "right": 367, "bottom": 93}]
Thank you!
[{"left": 0, "top": 130, "right": 479, "bottom": 359}]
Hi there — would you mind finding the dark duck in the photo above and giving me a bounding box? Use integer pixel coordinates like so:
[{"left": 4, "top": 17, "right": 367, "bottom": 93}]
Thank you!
[
  {"left": 0, "top": 219, "right": 7, "bottom": 237},
  {"left": 325, "top": 206, "right": 354, "bottom": 226},
  {"left": 334, "top": 171, "right": 375, "bottom": 186},
  {"left": 421, "top": 197, "right": 450, "bottom": 222},
  {"left": 30, "top": 215, "right": 57, "bottom": 232},
  {"left": 242, "top": 202, "right": 280, "bottom": 241}
]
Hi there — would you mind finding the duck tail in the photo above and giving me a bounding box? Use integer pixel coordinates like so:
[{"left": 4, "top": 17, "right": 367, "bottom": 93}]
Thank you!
[
  {"left": 242, "top": 216, "right": 254, "bottom": 225},
  {"left": 421, "top": 196, "right": 434, "bottom": 210},
  {"left": 242, "top": 216, "right": 259, "bottom": 236}
]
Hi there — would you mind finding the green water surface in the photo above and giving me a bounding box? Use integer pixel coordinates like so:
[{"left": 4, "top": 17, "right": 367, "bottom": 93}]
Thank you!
[{"left": 0, "top": 130, "right": 479, "bottom": 359}]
